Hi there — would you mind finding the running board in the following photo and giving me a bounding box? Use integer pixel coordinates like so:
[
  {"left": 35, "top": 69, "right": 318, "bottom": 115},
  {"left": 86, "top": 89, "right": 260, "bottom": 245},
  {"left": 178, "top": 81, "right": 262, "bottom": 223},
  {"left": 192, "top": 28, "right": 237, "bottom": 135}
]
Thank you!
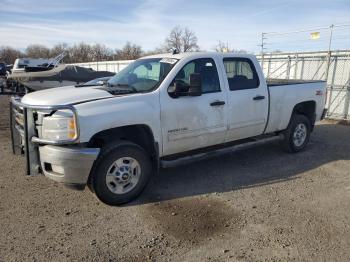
[{"left": 160, "top": 134, "right": 283, "bottom": 168}]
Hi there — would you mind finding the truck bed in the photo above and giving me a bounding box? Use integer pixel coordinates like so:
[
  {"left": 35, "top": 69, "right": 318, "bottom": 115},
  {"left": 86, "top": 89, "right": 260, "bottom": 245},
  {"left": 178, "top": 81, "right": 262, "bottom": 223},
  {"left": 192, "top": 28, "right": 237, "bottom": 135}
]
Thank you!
[
  {"left": 265, "top": 80, "right": 327, "bottom": 134},
  {"left": 267, "top": 78, "right": 324, "bottom": 87}
]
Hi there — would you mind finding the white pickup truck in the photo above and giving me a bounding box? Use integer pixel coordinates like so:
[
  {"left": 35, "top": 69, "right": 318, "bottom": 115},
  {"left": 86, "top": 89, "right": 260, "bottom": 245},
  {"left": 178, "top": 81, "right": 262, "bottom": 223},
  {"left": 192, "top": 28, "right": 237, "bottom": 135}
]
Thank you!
[{"left": 11, "top": 52, "right": 327, "bottom": 205}]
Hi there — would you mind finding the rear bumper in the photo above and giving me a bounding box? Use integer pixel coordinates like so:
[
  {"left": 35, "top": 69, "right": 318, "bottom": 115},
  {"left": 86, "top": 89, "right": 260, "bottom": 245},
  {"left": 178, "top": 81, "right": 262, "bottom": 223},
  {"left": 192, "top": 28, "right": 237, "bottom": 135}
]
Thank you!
[{"left": 39, "top": 145, "right": 100, "bottom": 187}]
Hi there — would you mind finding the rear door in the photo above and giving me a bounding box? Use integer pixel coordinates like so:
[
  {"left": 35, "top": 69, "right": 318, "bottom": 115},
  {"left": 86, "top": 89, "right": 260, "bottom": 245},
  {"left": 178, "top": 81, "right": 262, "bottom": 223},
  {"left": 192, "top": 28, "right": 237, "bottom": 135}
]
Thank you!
[
  {"left": 223, "top": 57, "right": 268, "bottom": 142},
  {"left": 160, "top": 57, "right": 228, "bottom": 156}
]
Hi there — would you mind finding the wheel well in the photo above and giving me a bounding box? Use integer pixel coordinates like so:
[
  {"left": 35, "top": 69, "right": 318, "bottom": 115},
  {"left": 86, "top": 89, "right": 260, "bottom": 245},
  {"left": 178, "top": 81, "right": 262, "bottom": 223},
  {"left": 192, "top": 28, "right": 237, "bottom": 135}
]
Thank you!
[
  {"left": 88, "top": 125, "right": 158, "bottom": 158},
  {"left": 292, "top": 101, "right": 316, "bottom": 126}
]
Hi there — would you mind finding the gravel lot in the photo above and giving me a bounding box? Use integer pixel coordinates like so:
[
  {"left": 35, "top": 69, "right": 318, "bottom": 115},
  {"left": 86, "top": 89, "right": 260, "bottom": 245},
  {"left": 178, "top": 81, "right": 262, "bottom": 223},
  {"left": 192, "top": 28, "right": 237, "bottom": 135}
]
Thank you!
[{"left": 1, "top": 95, "right": 350, "bottom": 262}]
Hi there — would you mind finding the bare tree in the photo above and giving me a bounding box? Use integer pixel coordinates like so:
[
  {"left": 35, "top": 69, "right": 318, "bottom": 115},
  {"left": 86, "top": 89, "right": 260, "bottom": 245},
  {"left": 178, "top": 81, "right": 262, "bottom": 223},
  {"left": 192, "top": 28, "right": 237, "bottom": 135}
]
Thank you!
[
  {"left": 215, "top": 41, "right": 231, "bottom": 52},
  {"left": 1, "top": 41, "right": 144, "bottom": 64},
  {"left": 69, "top": 42, "right": 94, "bottom": 63},
  {"left": 49, "top": 43, "right": 71, "bottom": 62},
  {"left": 91, "top": 43, "right": 113, "bottom": 61},
  {"left": 143, "top": 47, "right": 166, "bottom": 56},
  {"left": 182, "top": 27, "right": 199, "bottom": 52},
  {"left": 0, "top": 46, "right": 24, "bottom": 64},
  {"left": 25, "top": 44, "right": 50, "bottom": 58},
  {"left": 164, "top": 26, "right": 199, "bottom": 52},
  {"left": 234, "top": 49, "right": 248, "bottom": 54},
  {"left": 215, "top": 41, "right": 248, "bottom": 54},
  {"left": 115, "top": 42, "right": 143, "bottom": 60},
  {"left": 165, "top": 26, "right": 183, "bottom": 52}
]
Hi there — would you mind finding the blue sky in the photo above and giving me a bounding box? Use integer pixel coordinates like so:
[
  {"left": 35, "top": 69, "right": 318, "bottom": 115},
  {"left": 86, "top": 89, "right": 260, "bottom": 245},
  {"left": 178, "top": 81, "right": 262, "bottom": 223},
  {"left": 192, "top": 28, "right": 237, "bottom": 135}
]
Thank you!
[{"left": 0, "top": 0, "right": 349, "bottom": 53}]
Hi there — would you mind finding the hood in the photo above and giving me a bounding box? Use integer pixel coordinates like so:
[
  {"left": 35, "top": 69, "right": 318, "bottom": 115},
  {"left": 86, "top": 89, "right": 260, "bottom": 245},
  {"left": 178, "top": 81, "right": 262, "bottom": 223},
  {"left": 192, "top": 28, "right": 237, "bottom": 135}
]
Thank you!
[{"left": 21, "top": 85, "right": 114, "bottom": 105}]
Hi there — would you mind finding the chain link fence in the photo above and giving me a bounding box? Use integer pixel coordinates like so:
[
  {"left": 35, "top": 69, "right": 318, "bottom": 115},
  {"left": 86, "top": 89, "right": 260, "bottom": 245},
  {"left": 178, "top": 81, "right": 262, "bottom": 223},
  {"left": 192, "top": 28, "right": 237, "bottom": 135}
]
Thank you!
[{"left": 256, "top": 50, "right": 350, "bottom": 119}]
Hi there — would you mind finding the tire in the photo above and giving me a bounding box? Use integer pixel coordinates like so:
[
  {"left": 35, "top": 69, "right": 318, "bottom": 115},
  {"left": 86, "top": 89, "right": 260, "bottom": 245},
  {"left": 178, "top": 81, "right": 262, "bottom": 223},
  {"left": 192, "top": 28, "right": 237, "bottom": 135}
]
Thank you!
[
  {"left": 280, "top": 114, "right": 311, "bottom": 153},
  {"left": 90, "top": 140, "right": 152, "bottom": 205}
]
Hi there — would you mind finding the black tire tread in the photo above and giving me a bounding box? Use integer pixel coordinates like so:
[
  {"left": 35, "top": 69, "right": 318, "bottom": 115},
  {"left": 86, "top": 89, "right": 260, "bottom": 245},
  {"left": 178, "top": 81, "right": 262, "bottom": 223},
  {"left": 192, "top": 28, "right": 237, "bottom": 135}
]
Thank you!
[
  {"left": 89, "top": 140, "right": 152, "bottom": 205},
  {"left": 280, "top": 114, "right": 311, "bottom": 153}
]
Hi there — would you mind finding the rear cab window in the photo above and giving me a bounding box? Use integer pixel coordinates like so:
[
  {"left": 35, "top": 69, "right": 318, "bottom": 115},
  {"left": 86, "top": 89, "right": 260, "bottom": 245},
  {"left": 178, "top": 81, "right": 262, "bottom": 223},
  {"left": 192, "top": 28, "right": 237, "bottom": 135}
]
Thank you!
[{"left": 223, "top": 58, "right": 260, "bottom": 91}]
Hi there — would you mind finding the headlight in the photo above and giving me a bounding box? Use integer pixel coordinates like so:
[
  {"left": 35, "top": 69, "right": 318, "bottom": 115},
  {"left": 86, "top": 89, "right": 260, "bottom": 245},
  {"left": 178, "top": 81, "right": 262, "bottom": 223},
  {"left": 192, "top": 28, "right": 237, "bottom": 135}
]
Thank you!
[{"left": 41, "top": 110, "right": 78, "bottom": 141}]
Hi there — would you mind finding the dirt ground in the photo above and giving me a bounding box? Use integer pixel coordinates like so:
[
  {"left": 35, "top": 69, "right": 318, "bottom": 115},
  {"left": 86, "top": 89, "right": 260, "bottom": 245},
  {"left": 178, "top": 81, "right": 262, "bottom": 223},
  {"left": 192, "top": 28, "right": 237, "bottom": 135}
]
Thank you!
[{"left": 0, "top": 95, "right": 350, "bottom": 262}]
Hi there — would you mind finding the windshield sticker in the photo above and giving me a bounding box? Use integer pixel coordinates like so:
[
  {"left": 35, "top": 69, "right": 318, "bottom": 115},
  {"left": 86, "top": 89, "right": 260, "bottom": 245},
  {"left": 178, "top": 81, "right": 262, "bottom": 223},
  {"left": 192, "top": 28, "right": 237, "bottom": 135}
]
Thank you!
[{"left": 160, "top": 58, "right": 178, "bottom": 64}]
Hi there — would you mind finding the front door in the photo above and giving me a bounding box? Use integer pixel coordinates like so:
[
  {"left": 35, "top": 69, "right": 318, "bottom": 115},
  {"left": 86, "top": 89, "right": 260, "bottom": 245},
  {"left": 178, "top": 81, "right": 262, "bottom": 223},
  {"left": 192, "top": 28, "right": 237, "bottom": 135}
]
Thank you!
[{"left": 160, "top": 58, "right": 228, "bottom": 156}]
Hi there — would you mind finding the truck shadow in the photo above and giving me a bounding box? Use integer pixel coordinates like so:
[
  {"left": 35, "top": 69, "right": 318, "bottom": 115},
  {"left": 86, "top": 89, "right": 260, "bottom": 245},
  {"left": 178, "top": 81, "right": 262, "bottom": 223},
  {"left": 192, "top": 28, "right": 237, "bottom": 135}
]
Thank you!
[{"left": 130, "top": 122, "right": 350, "bottom": 206}]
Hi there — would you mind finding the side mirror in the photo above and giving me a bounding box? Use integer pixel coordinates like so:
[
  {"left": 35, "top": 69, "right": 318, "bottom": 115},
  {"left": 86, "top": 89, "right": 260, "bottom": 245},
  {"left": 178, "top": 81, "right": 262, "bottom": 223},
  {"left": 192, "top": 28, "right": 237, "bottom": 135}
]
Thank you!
[
  {"left": 188, "top": 73, "right": 202, "bottom": 96},
  {"left": 168, "top": 80, "right": 189, "bottom": 98},
  {"left": 167, "top": 73, "right": 202, "bottom": 98}
]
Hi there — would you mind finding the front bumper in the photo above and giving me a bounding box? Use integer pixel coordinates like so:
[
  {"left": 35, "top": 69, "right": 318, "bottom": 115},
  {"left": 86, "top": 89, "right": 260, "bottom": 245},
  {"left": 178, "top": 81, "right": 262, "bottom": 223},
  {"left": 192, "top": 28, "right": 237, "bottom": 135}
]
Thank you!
[{"left": 39, "top": 145, "right": 100, "bottom": 186}]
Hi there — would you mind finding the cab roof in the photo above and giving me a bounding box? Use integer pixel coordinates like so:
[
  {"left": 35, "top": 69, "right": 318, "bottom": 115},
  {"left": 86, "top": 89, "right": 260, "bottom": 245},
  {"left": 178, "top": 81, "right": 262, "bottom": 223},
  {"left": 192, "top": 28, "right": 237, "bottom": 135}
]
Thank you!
[{"left": 141, "top": 52, "right": 256, "bottom": 61}]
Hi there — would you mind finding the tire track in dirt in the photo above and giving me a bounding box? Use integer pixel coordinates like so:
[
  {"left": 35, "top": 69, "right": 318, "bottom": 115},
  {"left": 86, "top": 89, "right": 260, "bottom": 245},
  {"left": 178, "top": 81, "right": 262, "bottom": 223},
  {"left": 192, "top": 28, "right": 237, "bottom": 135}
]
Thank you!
[{"left": 143, "top": 197, "right": 241, "bottom": 244}]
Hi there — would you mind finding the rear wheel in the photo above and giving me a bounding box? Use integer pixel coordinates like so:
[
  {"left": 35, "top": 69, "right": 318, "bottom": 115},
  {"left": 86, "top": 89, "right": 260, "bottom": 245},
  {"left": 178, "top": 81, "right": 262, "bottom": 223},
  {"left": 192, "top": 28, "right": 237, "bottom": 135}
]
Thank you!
[
  {"left": 280, "top": 114, "right": 311, "bottom": 153},
  {"left": 90, "top": 141, "right": 152, "bottom": 205}
]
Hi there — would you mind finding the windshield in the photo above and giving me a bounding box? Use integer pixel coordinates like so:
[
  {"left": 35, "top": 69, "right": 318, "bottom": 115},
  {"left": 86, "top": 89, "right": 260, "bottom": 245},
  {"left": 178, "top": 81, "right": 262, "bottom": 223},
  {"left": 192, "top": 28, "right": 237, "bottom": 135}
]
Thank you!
[{"left": 106, "top": 58, "right": 178, "bottom": 93}]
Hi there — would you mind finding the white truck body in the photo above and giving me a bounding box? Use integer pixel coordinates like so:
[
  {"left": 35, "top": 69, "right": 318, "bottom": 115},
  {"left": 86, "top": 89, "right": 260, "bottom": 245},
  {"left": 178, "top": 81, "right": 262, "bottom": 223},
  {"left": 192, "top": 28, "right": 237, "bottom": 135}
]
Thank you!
[{"left": 12, "top": 52, "right": 327, "bottom": 204}]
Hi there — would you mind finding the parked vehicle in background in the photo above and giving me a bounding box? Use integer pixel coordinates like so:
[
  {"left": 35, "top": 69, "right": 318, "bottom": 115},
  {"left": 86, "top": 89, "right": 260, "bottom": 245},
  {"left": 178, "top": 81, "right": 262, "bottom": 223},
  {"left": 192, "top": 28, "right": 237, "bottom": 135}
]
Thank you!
[
  {"left": 2, "top": 53, "right": 114, "bottom": 94},
  {"left": 7, "top": 64, "right": 114, "bottom": 92},
  {"left": 0, "top": 63, "right": 7, "bottom": 77},
  {"left": 0, "top": 63, "right": 6, "bottom": 92},
  {"left": 11, "top": 52, "right": 327, "bottom": 205}
]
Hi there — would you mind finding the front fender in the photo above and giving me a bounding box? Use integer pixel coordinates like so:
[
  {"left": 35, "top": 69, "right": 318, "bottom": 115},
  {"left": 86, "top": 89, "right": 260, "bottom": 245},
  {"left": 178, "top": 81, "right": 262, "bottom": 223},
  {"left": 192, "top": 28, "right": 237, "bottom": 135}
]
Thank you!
[{"left": 74, "top": 92, "right": 162, "bottom": 152}]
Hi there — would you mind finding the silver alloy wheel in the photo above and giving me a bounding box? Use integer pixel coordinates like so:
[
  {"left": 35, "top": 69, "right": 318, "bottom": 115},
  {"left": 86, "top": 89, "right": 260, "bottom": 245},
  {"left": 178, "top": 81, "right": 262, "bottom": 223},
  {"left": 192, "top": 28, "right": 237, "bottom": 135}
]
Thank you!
[
  {"left": 105, "top": 157, "right": 141, "bottom": 194},
  {"left": 293, "top": 123, "right": 307, "bottom": 147}
]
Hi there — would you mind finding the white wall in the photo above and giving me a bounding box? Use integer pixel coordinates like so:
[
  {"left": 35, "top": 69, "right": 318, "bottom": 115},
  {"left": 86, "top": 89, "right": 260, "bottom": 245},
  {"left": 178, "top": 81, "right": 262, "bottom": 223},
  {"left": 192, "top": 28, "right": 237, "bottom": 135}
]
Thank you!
[{"left": 71, "top": 60, "right": 134, "bottom": 73}]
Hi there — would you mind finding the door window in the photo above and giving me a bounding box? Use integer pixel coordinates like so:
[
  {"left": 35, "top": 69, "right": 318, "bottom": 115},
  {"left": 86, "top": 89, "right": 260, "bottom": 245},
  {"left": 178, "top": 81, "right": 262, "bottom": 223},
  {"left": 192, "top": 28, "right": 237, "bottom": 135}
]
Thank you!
[
  {"left": 223, "top": 58, "right": 259, "bottom": 91},
  {"left": 172, "top": 58, "right": 221, "bottom": 94}
]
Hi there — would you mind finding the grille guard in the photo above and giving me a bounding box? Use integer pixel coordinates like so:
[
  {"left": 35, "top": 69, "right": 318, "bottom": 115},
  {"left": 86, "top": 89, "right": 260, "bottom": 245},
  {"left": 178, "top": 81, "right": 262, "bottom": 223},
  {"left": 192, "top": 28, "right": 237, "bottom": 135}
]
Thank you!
[{"left": 10, "top": 96, "right": 80, "bottom": 176}]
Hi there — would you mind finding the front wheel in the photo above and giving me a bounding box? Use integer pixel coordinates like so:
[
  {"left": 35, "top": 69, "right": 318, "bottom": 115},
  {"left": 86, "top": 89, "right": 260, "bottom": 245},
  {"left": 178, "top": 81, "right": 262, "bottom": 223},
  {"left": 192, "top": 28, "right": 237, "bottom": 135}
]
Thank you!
[
  {"left": 90, "top": 141, "right": 152, "bottom": 205},
  {"left": 280, "top": 114, "right": 311, "bottom": 153}
]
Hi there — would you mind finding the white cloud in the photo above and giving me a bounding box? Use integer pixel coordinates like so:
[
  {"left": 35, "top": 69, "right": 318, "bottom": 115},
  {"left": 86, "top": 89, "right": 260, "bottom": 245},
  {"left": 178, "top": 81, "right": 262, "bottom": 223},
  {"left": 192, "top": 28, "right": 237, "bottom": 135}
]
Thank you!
[
  {"left": 0, "top": 0, "right": 349, "bottom": 53},
  {"left": 0, "top": 0, "right": 93, "bottom": 13}
]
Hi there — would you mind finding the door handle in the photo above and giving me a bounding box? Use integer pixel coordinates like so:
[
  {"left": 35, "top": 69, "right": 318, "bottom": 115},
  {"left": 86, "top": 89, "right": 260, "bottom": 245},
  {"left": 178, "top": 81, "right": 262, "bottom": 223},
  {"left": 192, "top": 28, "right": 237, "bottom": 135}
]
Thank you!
[
  {"left": 253, "top": 95, "right": 265, "bottom": 100},
  {"left": 210, "top": 101, "right": 225, "bottom": 106}
]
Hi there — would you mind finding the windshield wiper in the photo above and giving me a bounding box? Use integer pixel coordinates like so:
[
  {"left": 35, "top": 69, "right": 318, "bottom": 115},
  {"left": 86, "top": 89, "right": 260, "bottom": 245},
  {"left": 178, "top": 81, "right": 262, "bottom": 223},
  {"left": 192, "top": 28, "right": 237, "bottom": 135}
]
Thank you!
[
  {"left": 108, "top": 83, "right": 130, "bottom": 88},
  {"left": 108, "top": 83, "right": 137, "bottom": 92},
  {"left": 107, "top": 88, "right": 137, "bottom": 95},
  {"left": 75, "top": 83, "right": 104, "bottom": 88}
]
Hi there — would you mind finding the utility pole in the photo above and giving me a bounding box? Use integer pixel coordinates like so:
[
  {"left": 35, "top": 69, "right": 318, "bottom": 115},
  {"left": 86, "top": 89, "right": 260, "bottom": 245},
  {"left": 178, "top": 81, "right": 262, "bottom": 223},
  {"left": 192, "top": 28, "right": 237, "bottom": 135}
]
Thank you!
[
  {"left": 325, "top": 24, "right": 334, "bottom": 83},
  {"left": 328, "top": 24, "right": 334, "bottom": 52},
  {"left": 260, "top": 32, "right": 266, "bottom": 72}
]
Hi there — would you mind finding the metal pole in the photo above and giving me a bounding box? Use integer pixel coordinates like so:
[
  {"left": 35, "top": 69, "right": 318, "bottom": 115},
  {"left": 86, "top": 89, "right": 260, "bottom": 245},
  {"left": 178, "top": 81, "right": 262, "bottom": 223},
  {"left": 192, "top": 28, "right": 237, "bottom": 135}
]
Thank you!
[
  {"left": 328, "top": 24, "right": 334, "bottom": 52},
  {"left": 344, "top": 83, "right": 350, "bottom": 119},
  {"left": 294, "top": 53, "right": 299, "bottom": 79},
  {"left": 286, "top": 56, "right": 291, "bottom": 79},
  {"left": 326, "top": 57, "right": 337, "bottom": 116},
  {"left": 325, "top": 24, "right": 334, "bottom": 82},
  {"left": 300, "top": 57, "right": 305, "bottom": 79},
  {"left": 261, "top": 33, "right": 265, "bottom": 73}
]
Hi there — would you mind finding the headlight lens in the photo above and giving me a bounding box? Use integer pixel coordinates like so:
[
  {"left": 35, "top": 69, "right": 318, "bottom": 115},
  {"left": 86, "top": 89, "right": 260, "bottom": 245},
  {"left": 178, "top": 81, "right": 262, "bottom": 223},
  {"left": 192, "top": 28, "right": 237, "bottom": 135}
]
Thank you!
[{"left": 41, "top": 110, "right": 77, "bottom": 141}]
